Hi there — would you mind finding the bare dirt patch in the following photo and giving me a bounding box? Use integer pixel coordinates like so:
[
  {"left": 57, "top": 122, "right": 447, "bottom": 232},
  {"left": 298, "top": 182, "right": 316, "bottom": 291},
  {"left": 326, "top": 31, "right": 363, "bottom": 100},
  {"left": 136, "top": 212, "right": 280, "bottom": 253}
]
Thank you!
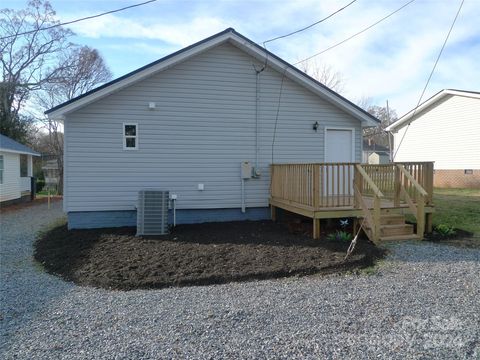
[{"left": 34, "top": 220, "right": 385, "bottom": 291}]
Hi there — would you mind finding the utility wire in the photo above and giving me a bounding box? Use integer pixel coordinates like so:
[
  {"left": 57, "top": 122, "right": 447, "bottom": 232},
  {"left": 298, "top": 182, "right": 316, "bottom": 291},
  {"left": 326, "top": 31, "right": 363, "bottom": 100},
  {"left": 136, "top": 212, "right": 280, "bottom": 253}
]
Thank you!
[
  {"left": 271, "top": 68, "right": 289, "bottom": 164},
  {"left": 294, "top": 0, "right": 416, "bottom": 65},
  {"left": 0, "top": 0, "right": 158, "bottom": 41},
  {"left": 392, "top": 0, "right": 464, "bottom": 160},
  {"left": 263, "top": 0, "right": 357, "bottom": 45}
]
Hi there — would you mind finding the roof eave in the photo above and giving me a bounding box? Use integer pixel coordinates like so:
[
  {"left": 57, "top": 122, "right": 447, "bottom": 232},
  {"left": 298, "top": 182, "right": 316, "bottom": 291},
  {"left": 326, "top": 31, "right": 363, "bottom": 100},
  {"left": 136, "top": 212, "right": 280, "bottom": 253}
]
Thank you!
[
  {"left": 0, "top": 148, "right": 41, "bottom": 156},
  {"left": 46, "top": 28, "right": 380, "bottom": 126},
  {"left": 386, "top": 88, "right": 480, "bottom": 132}
]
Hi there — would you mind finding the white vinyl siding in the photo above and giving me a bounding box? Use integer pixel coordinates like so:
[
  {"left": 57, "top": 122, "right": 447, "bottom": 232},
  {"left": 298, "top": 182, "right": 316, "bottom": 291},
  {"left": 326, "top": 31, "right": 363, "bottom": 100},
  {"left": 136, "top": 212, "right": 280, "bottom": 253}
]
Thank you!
[
  {"left": 0, "top": 152, "right": 21, "bottom": 202},
  {"left": 64, "top": 43, "right": 363, "bottom": 212},
  {"left": 0, "top": 155, "right": 3, "bottom": 184},
  {"left": 393, "top": 95, "right": 480, "bottom": 169}
]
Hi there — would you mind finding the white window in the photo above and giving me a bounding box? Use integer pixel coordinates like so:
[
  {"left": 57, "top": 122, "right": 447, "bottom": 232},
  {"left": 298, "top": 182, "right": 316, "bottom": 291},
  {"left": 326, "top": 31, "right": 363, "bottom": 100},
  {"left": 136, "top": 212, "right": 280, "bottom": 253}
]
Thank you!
[
  {"left": 0, "top": 155, "right": 3, "bottom": 184},
  {"left": 123, "top": 123, "right": 138, "bottom": 150}
]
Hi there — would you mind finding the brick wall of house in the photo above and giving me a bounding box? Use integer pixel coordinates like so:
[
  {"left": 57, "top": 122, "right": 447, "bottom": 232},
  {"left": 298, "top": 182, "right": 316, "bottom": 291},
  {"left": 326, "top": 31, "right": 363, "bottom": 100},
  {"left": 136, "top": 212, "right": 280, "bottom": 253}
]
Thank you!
[{"left": 434, "top": 169, "right": 480, "bottom": 188}]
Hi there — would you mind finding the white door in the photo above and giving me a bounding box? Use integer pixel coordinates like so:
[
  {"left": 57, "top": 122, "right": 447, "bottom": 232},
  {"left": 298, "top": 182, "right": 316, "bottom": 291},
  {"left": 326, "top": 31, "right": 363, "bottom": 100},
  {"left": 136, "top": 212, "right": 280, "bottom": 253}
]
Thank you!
[
  {"left": 325, "top": 129, "right": 354, "bottom": 196},
  {"left": 325, "top": 129, "right": 354, "bottom": 163}
]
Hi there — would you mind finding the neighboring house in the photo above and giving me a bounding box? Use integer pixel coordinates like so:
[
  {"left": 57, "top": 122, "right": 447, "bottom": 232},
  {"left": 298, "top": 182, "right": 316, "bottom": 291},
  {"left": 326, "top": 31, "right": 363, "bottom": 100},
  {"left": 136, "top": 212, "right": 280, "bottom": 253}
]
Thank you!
[
  {"left": 386, "top": 89, "right": 480, "bottom": 188},
  {"left": 0, "top": 134, "right": 40, "bottom": 204},
  {"left": 46, "top": 28, "right": 379, "bottom": 229},
  {"left": 362, "top": 140, "right": 390, "bottom": 164}
]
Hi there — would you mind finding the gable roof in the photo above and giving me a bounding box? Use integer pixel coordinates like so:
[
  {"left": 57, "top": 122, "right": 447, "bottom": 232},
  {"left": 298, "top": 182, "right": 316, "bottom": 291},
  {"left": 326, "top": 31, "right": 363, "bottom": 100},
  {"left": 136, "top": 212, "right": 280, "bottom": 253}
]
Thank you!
[
  {"left": 386, "top": 89, "right": 480, "bottom": 132},
  {"left": 0, "top": 134, "right": 40, "bottom": 156},
  {"left": 46, "top": 28, "right": 379, "bottom": 127}
]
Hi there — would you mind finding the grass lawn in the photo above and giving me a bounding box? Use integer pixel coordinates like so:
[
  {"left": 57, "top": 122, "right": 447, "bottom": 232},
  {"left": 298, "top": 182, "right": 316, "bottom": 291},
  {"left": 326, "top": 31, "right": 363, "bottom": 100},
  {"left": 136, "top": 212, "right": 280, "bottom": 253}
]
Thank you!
[{"left": 432, "top": 188, "right": 480, "bottom": 236}]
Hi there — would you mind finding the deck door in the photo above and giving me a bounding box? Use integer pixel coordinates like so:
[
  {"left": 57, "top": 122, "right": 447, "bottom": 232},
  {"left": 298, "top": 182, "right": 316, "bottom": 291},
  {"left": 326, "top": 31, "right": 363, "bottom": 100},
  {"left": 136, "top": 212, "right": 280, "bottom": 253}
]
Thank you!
[{"left": 325, "top": 128, "right": 354, "bottom": 198}]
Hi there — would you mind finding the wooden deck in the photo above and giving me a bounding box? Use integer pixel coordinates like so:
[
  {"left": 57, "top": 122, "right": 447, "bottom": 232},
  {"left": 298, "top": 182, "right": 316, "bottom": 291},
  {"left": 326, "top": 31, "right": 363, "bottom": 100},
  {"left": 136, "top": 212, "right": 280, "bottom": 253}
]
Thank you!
[{"left": 270, "top": 162, "right": 435, "bottom": 242}]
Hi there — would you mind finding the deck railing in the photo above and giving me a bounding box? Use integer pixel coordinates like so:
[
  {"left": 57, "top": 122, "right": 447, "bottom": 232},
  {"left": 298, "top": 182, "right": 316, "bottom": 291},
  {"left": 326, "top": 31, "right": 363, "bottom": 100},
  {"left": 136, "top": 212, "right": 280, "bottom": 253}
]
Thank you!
[
  {"left": 270, "top": 163, "right": 357, "bottom": 209},
  {"left": 270, "top": 161, "right": 434, "bottom": 241},
  {"left": 362, "top": 162, "right": 434, "bottom": 206},
  {"left": 270, "top": 161, "right": 434, "bottom": 211}
]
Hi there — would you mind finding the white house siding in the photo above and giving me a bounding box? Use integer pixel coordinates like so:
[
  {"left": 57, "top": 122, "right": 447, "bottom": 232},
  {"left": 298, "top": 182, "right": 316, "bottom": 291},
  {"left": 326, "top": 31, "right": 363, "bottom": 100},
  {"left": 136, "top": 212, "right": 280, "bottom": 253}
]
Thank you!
[
  {"left": 0, "top": 152, "right": 21, "bottom": 202},
  {"left": 393, "top": 95, "right": 480, "bottom": 169},
  {"left": 64, "top": 42, "right": 362, "bottom": 213}
]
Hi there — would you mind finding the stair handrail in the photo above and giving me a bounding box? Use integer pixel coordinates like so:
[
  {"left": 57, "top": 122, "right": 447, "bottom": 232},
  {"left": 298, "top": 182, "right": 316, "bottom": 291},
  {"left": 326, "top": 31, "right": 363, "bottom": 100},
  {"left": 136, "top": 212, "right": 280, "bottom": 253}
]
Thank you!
[
  {"left": 355, "top": 164, "right": 385, "bottom": 199},
  {"left": 396, "top": 164, "right": 428, "bottom": 196},
  {"left": 396, "top": 164, "right": 426, "bottom": 237},
  {"left": 354, "top": 164, "right": 383, "bottom": 242},
  {"left": 353, "top": 183, "right": 374, "bottom": 229}
]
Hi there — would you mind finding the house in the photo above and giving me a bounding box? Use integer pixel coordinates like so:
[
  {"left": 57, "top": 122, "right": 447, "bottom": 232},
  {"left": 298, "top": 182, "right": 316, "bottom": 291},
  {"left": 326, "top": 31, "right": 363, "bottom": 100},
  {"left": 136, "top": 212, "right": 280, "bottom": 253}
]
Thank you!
[
  {"left": 46, "top": 28, "right": 380, "bottom": 230},
  {"left": 0, "top": 134, "right": 40, "bottom": 204},
  {"left": 386, "top": 89, "right": 480, "bottom": 188},
  {"left": 362, "top": 140, "right": 390, "bottom": 164}
]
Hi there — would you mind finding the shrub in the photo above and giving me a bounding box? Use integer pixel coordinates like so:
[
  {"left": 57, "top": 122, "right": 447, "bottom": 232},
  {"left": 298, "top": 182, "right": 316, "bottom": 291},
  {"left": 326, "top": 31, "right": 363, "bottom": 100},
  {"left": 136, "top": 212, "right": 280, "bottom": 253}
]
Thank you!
[
  {"left": 36, "top": 179, "right": 45, "bottom": 193},
  {"left": 327, "top": 230, "right": 353, "bottom": 242},
  {"left": 435, "top": 224, "right": 456, "bottom": 237}
]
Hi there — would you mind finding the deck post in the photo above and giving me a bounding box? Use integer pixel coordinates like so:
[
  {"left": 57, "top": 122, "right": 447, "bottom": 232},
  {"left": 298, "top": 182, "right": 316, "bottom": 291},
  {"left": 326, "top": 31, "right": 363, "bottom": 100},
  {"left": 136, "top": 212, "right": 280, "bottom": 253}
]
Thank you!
[
  {"left": 353, "top": 166, "right": 361, "bottom": 209},
  {"left": 373, "top": 196, "right": 381, "bottom": 242},
  {"left": 416, "top": 193, "right": 425, "bottom": 238},
  {"left": 313, "top": 165, "right": 320, "bottom": 209},
  {"left": 426, "top": 162, "right": 434, "bottom": 205},
  {"left": 394, "top": 165, "right": 401, "bottom": 207},
  {"left": 313, "top": 218, "right": 321, "bottom": 240},
  {"left": 426, "top": 213, "right": 433, "bottom": 233},
  {"left": 271, "top": 205, "right": 276, "bottom": 222},
  {"left": 353, "top": 217, "right": 359, "bottom": 236}
]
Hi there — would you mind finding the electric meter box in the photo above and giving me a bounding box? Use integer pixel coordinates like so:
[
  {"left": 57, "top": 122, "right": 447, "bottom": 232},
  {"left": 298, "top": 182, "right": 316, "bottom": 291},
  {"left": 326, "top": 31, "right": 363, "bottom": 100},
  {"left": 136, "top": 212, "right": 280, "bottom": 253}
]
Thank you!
[{"left": 241, "top": 161, "right": 252, "bottom": 179}]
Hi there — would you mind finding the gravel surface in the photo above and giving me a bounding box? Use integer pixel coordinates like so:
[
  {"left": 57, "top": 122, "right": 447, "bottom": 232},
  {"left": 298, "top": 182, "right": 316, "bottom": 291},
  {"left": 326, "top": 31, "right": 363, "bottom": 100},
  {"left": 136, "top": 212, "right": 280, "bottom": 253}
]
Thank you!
[{"left": 1, "top": 201, "right": 479, "bottom": 359}]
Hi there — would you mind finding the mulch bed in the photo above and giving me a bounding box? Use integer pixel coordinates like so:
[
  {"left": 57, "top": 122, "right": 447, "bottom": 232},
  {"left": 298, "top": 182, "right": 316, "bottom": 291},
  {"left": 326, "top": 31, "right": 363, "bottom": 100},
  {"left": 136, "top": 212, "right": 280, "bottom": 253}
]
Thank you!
[
  {"left": 424, "top": 228, "right": 477, "bottom": 248},
  {"left": 34, "top": 220, "right": 385, "bottom": 291}
]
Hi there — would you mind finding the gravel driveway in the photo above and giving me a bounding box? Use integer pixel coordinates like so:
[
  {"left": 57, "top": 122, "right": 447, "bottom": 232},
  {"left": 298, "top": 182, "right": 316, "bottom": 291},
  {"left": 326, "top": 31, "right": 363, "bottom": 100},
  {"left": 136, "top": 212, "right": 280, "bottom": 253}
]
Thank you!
[{"left": 1, "top": 201, "right": 479, "bottom": 359}]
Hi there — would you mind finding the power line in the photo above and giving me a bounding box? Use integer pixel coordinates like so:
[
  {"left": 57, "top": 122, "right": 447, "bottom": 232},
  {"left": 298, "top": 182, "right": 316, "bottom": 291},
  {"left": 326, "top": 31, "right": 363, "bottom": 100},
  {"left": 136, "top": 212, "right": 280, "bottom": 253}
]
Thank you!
[
  {"left": 392, "top": 0, "right": 464, "bottom": 160},
  {"left": 0, "top": 0, "right": 158, "bottom": 41},
  {"left": 263, "top": 0, "right": 357, "bottom": 45},
  {"left": 271, "top": 68, "right": 288, "bottom": 164},
  {"left": 294, "top": 0, "right": 417, "bottom": 65}
]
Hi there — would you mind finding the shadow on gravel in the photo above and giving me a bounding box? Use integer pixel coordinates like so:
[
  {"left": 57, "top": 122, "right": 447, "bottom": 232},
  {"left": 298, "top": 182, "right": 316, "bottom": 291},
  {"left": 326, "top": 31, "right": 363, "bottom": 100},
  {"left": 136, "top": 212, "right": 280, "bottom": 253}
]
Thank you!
[{"left": 34, "top": 220, "right": 386, "bottom": 291}]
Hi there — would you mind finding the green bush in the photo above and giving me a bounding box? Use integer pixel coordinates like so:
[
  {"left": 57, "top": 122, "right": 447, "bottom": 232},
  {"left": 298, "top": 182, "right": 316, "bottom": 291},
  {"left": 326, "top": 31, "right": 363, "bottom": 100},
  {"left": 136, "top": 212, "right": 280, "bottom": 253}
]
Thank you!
[
  {"left": 36, "top": 179, "right": 45, "bottom": 193},
  {"left": 435, "top": 224, "right": 456, "bottom": 237},
  {"left": 326, "top": 230, "right": 353, "bottom": 242}
]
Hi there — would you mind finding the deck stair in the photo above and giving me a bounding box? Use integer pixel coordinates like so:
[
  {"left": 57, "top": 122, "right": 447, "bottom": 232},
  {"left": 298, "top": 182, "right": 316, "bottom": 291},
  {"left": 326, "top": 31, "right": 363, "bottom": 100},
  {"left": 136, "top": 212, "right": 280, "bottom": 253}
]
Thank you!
[{"left": 361, "top": 214, "right": 421, "bottom": 241}]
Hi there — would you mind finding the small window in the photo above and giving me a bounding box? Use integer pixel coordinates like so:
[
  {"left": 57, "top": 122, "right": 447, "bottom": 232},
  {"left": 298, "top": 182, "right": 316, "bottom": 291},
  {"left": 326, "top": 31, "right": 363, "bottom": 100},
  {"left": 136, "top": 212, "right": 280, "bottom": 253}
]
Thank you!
[
  {"left": 20, "top": 154, "right": 28, "bottom": 177},
  {"left": 0, "top": 155, "right": 3, "bottom": 184},
  {"left": 464, "top": 169, "right": 473, "bottom": 175},
  {"left": 123, "top": 123, "right": 138, "bottom": 150}
]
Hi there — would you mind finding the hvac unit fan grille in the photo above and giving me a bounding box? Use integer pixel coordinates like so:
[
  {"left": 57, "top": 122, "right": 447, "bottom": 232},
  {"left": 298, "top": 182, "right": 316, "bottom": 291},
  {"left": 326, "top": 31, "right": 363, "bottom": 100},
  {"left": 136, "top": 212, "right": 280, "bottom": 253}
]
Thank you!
[{"left": 136, "top": 190, "right": 169, "bottom": 236}]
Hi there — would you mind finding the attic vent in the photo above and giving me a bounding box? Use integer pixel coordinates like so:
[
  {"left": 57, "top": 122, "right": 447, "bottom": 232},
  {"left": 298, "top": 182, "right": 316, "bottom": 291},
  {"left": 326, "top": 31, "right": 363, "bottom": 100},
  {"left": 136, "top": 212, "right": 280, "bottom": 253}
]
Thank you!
[{"left": 136, "top": 190, "right": 169, "bottom": 236}]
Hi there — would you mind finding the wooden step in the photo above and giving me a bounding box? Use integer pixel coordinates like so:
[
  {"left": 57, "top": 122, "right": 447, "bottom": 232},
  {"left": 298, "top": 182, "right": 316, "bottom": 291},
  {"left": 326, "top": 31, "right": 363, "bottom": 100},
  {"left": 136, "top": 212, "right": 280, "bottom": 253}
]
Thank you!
[
  {"left": 380, "top": 214, "right": 405, "bottom": 225},
  {"left": 380, "top": 224, "right": 414, "bottom": 237},
  {"left": 380, "top": 234, "right": 422, "bottom": 241}
]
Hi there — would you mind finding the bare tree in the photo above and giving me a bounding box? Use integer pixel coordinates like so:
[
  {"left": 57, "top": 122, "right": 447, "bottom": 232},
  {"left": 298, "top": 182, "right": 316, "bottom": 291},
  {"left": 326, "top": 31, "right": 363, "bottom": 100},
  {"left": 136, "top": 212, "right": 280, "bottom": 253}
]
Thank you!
[
  {"left": 34, "top": 46, "right": 113, "bottom": 194},
  {"left": 298, "top": 59, "right": 345, "bottom": 93},
  {"left": 361, "top": 103, "right": 397, "bottom": 149},
  {"left": 40, "top": 46, "right": 113, "bottom": 104},
  {"left": 0, "top": 0, "right": 73, "bottom": 141}
]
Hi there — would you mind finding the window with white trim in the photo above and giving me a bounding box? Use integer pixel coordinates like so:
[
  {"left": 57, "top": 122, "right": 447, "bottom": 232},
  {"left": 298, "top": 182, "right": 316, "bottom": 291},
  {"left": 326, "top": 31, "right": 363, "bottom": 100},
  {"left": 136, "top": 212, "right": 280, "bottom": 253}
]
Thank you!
[
  {"left": 0, "top": 155, "right": 4, "bottom": 184},
  {"left": 123, "top": 123, "right": 138, "bottom": 150}
]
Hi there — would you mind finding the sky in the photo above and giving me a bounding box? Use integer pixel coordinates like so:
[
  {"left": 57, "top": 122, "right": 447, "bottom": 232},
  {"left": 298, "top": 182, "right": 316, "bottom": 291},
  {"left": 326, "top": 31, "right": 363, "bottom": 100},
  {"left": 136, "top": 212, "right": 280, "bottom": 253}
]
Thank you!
[{"left": 3, "top": 0, "right": 480, "bottom": 116}]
